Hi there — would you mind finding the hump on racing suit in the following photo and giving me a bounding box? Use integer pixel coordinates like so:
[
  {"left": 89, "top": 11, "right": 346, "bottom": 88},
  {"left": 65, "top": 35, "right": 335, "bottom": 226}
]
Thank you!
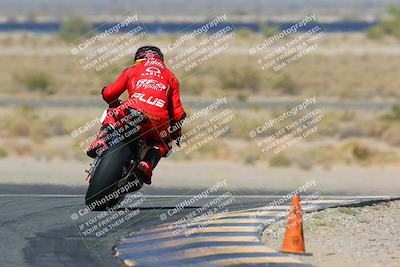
[{"left": 102, "top": 56, "right": 185, "bottom": 128}]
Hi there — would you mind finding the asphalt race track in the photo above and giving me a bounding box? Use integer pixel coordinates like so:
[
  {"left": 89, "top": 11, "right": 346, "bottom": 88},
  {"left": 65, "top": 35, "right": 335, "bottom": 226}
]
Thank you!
[
  {"left": 1, "top": 189, "right": 397, "bottom": 267},
  {"left": 0, "top": 191, "right": 286, "bottom": 267}
]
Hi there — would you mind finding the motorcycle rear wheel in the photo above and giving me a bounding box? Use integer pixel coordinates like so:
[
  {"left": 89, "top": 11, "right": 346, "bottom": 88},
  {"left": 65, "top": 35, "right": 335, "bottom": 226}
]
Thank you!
[{"left": 85, "top": 141, "right": 135, "bottom": 211}]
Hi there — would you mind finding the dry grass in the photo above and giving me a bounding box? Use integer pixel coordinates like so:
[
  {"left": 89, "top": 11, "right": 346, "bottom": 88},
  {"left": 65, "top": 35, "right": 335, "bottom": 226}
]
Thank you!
[
  {"left": 382, "top": 124, "right": 400, "bottom": 145},
  {"left": 0, "top": 106, "right": 399, "bottom": 159},
  {"left": 1, "top": 31, "right": 400, "bottom": 164},
  {"left": 1, "top": 34, "right": 400, "bottom": 100}
]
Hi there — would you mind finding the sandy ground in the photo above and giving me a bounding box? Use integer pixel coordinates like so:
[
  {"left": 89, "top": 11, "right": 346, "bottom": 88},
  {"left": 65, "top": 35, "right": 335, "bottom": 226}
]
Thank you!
[
  {"left": 261, "top": 201, "right": 400, "bottom": 267},
  {"left": 1, "top": 157, "right": 400, "bottom": 194}
]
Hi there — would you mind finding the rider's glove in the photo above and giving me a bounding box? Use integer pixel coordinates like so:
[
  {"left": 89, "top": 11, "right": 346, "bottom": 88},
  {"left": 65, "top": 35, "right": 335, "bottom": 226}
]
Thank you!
[
  {"left": 105, "top": 99, "right": 122, "bottom": 118},
  {"left": 176, "top": 137, "right": 182, "bottom": 147},
  {"left": 170, "top": 129, "right": 182, "bottom": 147},
  {"left": 108, "top": 99, "right": 122, "bottom": 109},
  {"left": 170, "top": 113, "right": 186, "bottom": 143},
  {"left": 170, "top": 129, "right": 181, "bottom": 140}
]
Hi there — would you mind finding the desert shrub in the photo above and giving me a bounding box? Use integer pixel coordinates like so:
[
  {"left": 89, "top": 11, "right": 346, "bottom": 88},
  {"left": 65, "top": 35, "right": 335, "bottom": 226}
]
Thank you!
[
  {"left": 7, "top": 118, "right": 49, "bottom": 143},
  {"left": 273, "top": 73, "right": 297, "bottom": 94},
  {"left": 47, "top": 115, "right": 69, "bottom": 136},
  {"left": 236, "top": 93, "right": 248, "bottom": 102},
  {"left": 24, "top": 72, "right": 54, "bottom": 94},
  {"left": 5, "top": 106, "right": 37, "bottom": 137},
  {"left": 237, "top": 27, "right": 254, "bottom": 38},
  {"left": 7, "top": 141, "right": 34, "bottom": 156},
  {"left": 59, "top": 16, "right": 94, "bottom": 42},
  {"left": 243, "top": 154, "right": 257, "bottom": 165},
  {"left": 312, "top": 111, "right": 340, "bottom": 137},
  {"left": 382, "top": 124, "right": 400, "bottom": 146},
  {"left": 381, "top": 104, "right": 400, "bottom": 121},
  {"left": 316, "top": 112, "right": 339, "bottom": 137},
  {"left": 310, "top": 145, "right": 339, "bottom": 166},
  {"left": 218, "top": 60, "right": 263, "bottom": 92},
  {"left": 259, "top": 22, "right": 279, "bottom": 38},
  {"left": 366, "top": 26, "right": 385, "bottom": 40},
  {"left": 352, "top": 144, "right": 371, "bottom": 161},
  {"left": 338, "top": 207, "right": 358, "bottom": 216},
  {"left": 269, "top": 154, "right": 292, "bottom": 167},
  {"left": 7, "top": 117, "right": 31, "bottom": 137},
  {"left": 0, "top": 147, "right": 7, "bottom": 158},
  {"left": 181, "top": 75, "right": 221, "bottom": 96},
  {"left": 5, "top": 107, "right": 50, "bottom": 143},
  {"left": 391, "top": 104, "right": 400, "bottom": 120},
  {"left": 214, "top": 143, "right": 232, "bottom": 159},
  {"left": 295, "top": 155, "right": 314, "bottom": 170},
  {"left": 196, "top": 141, "right": 230, "bottom": 159},
  {"left": 241, "top": 146, "right": 260, "bottom": 165},
  {"left": 228, "top": 112, "right": 265, "bottom": 139},
  {"left": 341, "top": 141, "right": 372, "bottom": 162},
  {"left": 366, "top": 5, "right": 400, "bottom": 39},
  {"left": 380, "top": 5, "right": 400, "bottom": 38},
  {"left": 338, "top": 119, "right": 382, "bottom": 139},
  {"left": 30, "top": 122, "right": 50, "bottom": 143}
]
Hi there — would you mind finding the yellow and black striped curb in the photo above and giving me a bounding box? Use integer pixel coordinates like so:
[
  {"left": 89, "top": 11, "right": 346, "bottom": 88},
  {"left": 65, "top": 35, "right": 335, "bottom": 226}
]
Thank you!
[{"left": 114, "top": 195, "right": 398, "bottom": 267}]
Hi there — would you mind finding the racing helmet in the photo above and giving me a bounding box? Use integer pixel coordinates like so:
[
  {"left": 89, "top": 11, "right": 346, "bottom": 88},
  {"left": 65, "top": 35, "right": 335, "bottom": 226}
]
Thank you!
[{"left": 134, "top": 45, "right": 164, "bottom": 63}]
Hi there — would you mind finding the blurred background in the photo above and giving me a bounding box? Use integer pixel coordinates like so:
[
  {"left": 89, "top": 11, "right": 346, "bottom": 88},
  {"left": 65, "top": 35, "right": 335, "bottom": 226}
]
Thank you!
[{"left": 0, "top": 0, "right": 399, "bottom": 194}]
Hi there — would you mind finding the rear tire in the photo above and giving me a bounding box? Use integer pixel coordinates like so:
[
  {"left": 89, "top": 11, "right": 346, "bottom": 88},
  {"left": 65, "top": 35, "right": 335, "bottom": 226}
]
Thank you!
[{"left": 85, "top": 141, "right": 132, "bottom": 211}]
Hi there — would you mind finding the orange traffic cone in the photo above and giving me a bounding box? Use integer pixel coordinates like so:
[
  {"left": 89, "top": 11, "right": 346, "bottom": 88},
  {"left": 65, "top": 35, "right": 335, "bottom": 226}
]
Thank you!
[{"left": 280, "top": 194, "right": 312, "bottom": 255}]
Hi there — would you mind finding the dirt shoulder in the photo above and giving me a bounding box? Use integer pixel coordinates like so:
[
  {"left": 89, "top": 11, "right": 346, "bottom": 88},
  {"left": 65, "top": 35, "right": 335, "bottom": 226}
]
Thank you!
[
  {"left": 261, "top": 201, "right": 400, "bottom": 267},
  {"left": 1, "top": 157, "right": 400, "bottom": 195}
]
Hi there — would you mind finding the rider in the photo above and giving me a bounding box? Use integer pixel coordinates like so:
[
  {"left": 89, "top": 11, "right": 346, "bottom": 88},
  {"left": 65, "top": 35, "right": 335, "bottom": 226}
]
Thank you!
[{"left": 87, "top": 45, "right": 186, "bottom": 185}]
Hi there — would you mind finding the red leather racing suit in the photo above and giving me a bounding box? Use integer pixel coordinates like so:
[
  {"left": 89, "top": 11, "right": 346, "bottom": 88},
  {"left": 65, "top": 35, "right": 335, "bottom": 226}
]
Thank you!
[{"left": 101, "top": 57, "right": 185, "bottom": 156}]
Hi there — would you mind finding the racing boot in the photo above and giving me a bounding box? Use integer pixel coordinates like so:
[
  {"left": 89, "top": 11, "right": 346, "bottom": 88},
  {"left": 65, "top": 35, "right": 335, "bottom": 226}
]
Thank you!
[
  {"left": 86, "top": 103, "right": 121, "bottom": 158},
  {"left": 133, "top": 146, "right": 161, "bottom": 185}
]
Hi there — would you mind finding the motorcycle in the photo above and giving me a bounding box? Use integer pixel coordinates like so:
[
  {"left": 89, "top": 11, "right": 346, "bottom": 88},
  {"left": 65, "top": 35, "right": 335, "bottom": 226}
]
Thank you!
[{"left": 84, "top": 107, "right": 149, "bottom": 211}]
